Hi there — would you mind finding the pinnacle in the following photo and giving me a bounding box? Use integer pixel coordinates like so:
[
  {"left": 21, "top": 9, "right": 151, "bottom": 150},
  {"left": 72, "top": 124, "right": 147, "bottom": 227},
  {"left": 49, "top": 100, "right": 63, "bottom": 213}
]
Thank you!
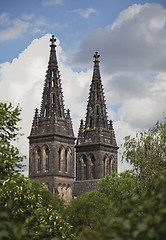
[
  {"left": 50, "top": 35, "right": 56, "bottom": 47},
  {"left": 93, "top": 51, "right": 100, "bottom": 64},
  {"left": 40, "top": 34, "right": 65, "bottom": 119},
  {"left": 92, "top": 51, "right": 101, "bottom": 80}
]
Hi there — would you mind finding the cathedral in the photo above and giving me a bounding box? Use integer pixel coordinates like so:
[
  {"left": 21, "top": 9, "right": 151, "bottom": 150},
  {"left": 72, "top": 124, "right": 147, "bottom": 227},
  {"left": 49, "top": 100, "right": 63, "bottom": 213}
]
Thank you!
[{"left": 28, "top": 35, "right": 118, "bottom": 201}]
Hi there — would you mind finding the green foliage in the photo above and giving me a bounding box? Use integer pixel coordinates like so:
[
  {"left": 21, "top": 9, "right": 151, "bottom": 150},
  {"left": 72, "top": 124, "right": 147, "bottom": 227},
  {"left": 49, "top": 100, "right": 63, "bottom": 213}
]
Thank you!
[
  {"left": 0, "top": 102, "right": 24, "bottom": 180},
  {"left": 0, "top": 207, "right": 24, "bottom": 240},
  {"left": 99, "top": 171, "right": 138, "bottom": 202},
  {"left": 0, "top": 174, "right": 63, "bottom": 221},
  {"left": 78, "top": 118, "right": 166, "bottom": 239},
  {"left": 0, "top": 102, "right": 21, "bottom": 142},
  {"left": 64, "top": 190, "right": 109, "bottom": 235},
  {"left": 122, "top": 118, "right": 166, "bottom": 193},
  {"left": 0, "top": 101, "right": 74, "bottom": 240},
  {"left": 24, "top": 204, "right": 75, "bottom": 239},
  {"left": 1, "top": 101, "right": 165, "bottom": 239},
  {"left": 78, "top": 173, "right": 166, "bottom": 240},
  {"left": 0, "top": 174, "right": 74, "bottom": 239}
]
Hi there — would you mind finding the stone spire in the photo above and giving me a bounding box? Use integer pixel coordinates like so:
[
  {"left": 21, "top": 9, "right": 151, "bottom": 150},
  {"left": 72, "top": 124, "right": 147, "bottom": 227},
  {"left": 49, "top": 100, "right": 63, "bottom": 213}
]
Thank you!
[
  {"left": 92, "top": 52, "right": 101, "bottom": 80},
  {"left": 30, "top": 108, "right": 39, "bottom": 135},
  {"left": 32, "top": 108, "right": 39, "bottom": 127},
  {"left": 85, "top": 52, "right": 108, "bottom": 130},
  {"left": 66, "top": 109, "right": 72, "bottom": 128},
  {"left": 40, "top": 35, "right": 65, "bottom": 119},
  {"left": 109, "top": 120, "right": 117, "bottom": 145},
  {"left": 77, "top": 119, "right": 84, "bottom": 144},
  {"left": 75, "top": 52, "right": 118, "bottom": 184}
]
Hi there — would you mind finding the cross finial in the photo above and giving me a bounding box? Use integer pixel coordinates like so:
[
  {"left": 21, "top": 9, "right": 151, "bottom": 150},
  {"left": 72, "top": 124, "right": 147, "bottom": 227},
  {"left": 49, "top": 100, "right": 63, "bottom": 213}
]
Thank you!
[
  {"left": 50, "top": 35, "right": 56, "bottom": 46},
  {"left": 93, "top": 52, "right": 100, "bottom": 63}
]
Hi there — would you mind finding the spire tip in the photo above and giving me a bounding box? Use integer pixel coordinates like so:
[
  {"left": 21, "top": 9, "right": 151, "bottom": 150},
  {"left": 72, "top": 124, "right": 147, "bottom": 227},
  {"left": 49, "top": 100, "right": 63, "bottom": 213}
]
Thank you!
[
  {"left": 50, "top": 35, "right": 56, "bottom": 47},
  {"left": 93, "top": 52, "right": 100, "bottom": 63}
]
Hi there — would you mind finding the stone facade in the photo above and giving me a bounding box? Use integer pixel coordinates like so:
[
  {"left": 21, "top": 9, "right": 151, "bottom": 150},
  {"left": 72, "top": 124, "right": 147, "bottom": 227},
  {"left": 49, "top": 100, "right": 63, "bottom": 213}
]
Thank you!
[
  {"left": 28, "top": 35, "right": 118, "bottom": 200},
  {"left": 74, "top": 180, "right": 99, "bottom": 198},
  {"left": 28, "top": 36, "right": 75, "bottom": 202}
]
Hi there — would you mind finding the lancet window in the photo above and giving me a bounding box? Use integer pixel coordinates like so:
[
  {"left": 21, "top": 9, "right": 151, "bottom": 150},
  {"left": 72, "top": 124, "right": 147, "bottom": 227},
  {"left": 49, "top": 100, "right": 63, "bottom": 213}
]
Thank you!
[
  {"left": 58, "top": 146, "right": 65, "bottom": 172},
  {"left": 111, "top": 157, "right": 116, "bottom": 173},
  {"left": 65, "top": 147, "right": 71, "bottom": 173},
  {"left": 88, "top": 154, "right": 95, "bottom": 179},
  {"left": 34, "top": 147, "right": 41, "bottom": 173},
  {"left": 103, "top": 154, "right": 109, "bottom": 176},
  {"left": 43, "top": 145, "right": 49, "bottom": 172}
]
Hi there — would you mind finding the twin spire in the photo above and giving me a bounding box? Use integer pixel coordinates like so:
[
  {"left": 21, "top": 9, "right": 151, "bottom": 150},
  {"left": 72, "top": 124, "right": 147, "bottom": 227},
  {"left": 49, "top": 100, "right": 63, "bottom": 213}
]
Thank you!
[
  {"left": 77, "top": 50, "right": 117, "bottom": 146},
  {"left": 84, "top": 51, "right": 108, "bottom": 130},
  {"left": 31, "top": 35, "right": 116, "bottom": 147},
  {"left": 40, "top": 35, "right": 65, "bottom": 119},
  {"left": 31, "top": 35, "right": 74, "bottom": 137}
]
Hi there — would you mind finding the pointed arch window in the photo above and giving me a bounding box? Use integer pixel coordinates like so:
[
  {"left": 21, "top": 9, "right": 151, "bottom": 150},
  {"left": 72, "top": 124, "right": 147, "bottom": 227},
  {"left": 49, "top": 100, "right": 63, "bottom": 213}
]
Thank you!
[
  {"left": 58, "top": 185, "right": 62, "bottom": 198},
  {"left": 43, "top": 146, "right": 49, "bottom": 172},
  {"left": 66, "top": 186, "right": 72, "bottom": 202},
  {"left": 88, "top": 154, "right": 95, "bottom": 179},
  {"left": 103, "top": 155, "right": 109, "bottom": 177},
  {"left": 83, "top": 159, "right": 87, "bottom": 180},
  {"left": 36, "top": 148, "right": 41, "bottom": 172},
  {"left": 78, "top": 155, "right": 87, "bottom": 180},
  {"left": 44, "top": 104, "right": 48, "bottom": 117},
  {"left": 45, "top": 148, "right": 49, "bottom": 171},
  {"left": 96, "top": 105, "right": 99, "bottom": 115},
  {"left": 59, "top": 146, "right": 65, "bottom": 172},
  {"left": 91, "top": 160, "right": 95, "bottom": 179},
  {"left": 111, "top": 158, "right": 116, "bottom": 174},
  {"left": 62, "top": 185, "right": 67, "bottom": 201},
  {"left": 59, "top": 108, "right": 62, "bottom": 117},
  {"left": 97, "top": 83, "right": 99, "bottom": 100},
  {"left": 65, "top": 147, "right": 72, "bottom": 173},
  {"left": 52, "top": 93, "right": 56, "bottom": 104},
  {"left": 90, "top": 116, "right": 93, "bottom": 128}
]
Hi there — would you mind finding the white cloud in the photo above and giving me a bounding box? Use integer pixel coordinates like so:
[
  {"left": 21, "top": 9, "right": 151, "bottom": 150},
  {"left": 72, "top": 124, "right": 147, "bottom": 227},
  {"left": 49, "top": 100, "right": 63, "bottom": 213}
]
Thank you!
[
  {"left": 0, "top": 34, "right": 51, "bottom": 171},
  {"left": 114, "top": 120, "right": 136, "bottom": 172},
  {"left": 70, "top": 3, "right": 166, "bottom": 130},
  {"left": 73, "top": 8, "right": 98, "bottom": 19},
  {"left": 71, "top": 3, "right": 166, "bottom": 73},
  {"left": 0, "top": 34, "right": 92, "bottom": 174},
  {"left": 21, "top": 13, "right": 35, "bottom": 21},
  {"left": 0, "top": 12, "right": 60, "bottom": 41},
  {"left": 43, "top": 0, "right": 64, "bottom": 6},
  {"left": 0, "top": 12, "right": 10, "bottom": 26},
  {"left": 1, "top": 3, "right": 166, "bottom": 175},
  {"left": 111, "top": 4, "right": 143, "bottom": 30},
  {"left": 0, "top": 18, "right": 29, "bottom": 42}
]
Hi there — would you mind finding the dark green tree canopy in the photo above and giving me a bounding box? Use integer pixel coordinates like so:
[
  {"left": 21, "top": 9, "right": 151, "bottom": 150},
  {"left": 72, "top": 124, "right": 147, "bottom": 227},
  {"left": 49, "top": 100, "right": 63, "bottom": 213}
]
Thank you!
[{"left": 0, "top": 102, "right": 24, "bottom": 180}]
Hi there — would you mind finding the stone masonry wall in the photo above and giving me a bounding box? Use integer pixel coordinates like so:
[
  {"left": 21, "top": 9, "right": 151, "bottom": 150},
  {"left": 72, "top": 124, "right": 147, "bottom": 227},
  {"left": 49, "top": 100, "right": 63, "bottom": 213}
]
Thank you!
[{"left": 74, "top": 179, "right": 99, "bottom": 198}]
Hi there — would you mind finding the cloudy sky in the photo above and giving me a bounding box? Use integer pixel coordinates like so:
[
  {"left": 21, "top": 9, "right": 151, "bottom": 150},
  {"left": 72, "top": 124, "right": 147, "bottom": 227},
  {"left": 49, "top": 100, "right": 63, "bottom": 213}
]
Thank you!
[{"left": 0, "top": 0, "right": 166, "bottom": 175}]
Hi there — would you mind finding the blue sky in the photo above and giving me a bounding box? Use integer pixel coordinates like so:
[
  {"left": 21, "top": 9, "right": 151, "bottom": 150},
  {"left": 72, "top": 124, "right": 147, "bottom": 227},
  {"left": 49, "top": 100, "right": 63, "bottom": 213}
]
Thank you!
[
  {"left": 0, "top": 0, "right": 166, "bottom": 173},
  {"left": 1, "top": 0, "right": 166, "bottom": 63}
]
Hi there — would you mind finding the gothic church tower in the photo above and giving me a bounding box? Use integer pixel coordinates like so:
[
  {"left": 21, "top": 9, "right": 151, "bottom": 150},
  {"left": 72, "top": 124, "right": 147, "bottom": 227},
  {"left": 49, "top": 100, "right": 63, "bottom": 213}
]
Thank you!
[
  {"left": 28, "top": 36, "right": 75, "bottom": 202},
  {"left": 75, "top": 52, "right": 118, "bottom": 184}
]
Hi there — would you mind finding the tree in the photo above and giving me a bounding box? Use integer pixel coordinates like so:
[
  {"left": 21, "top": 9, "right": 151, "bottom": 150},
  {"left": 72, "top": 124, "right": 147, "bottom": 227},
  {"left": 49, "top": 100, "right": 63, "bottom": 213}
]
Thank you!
[
  {"left": 122, "top": 118, "right": 166, "bottom": 193},
  {"left": 77, "top": 119, "right": 166, "bottom": 239},
  {"left": 0, "top": 102, "right": 24, "bottom": 180},
  {"left": 64, "top": 190, "right": 109, "bottom": 236},
  {"left": 0, "top": 174, "right": 74, "bottom": 239},
  {"left": 0, "top": 102, "right": 74, "bottom": 240},
  {"left": 78, "top": 173, "right": 166, "bottom": 240},
  {"left": 98, "top": 171, "right": 138, "bottom": 202}
]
